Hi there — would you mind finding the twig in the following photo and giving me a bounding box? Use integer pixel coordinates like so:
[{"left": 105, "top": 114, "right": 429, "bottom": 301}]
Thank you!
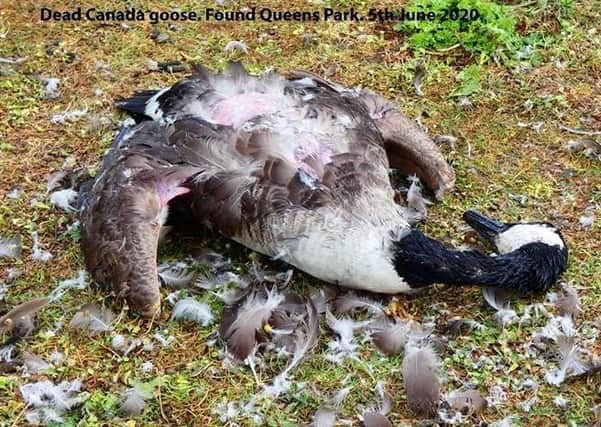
[
  {"left": 10, "top": 404, "right": 27, "bottom": 427},
  {"left": 157, "top": 376, "right": 168, "bottom": 422},
  {"left": 558, "top": 124, "right": 601, "bottom": 136}
]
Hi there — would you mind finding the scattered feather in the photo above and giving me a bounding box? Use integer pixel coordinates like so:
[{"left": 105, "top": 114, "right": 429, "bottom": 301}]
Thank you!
[
  {"left": 333, "top": 292, "right": 383, "bottom": 314},
  {"left": 158, "top": 262, "right": 195, "bottom": 288},
  {"left": 31, "top": 232, "right": 53, "bottom": 262},
  {"left": 146, "top": 58, "right": 159, "bottom": 71},
  {"left": 363, "top": 412, "right": 392, "bottom": 427},
  {"left": 69, "top": 303, "right": 115, "bottom": 333},
  {"left": 442, "top": 317, "right": 485, "bottom": 336},
  {"left": 482, "top": 287, "right": 518, "bottom": 327},
  {"left": 7, "top": 187, "right": 21, "bottom": 199},
  {"left": 46, "top": 170, "right": 68, "bottom": 194},
  {"left": 545, "top": 335, "right": 590, "bottom": 385},
  {"left": 579, "top": 214, "right": 595, "bottom": 229},
  {"left": 554, "top": 283, "right": 582, "bottom": 318},
  {"left": 111, "top": 334, "right": 127, "bottom": 351},
  {"left": 6, "top": 267, "right": 24, "bottom": 283},
  {"left": 0, "top": 235, "right": 22, "bottom": 259},
  {"left": 22, "top": 352, "right": 51, "bottom": 374},
  {"left": 313, "top": 406, "right": 336, "bottom": 427},
  {"left": 406, "top": 175, "right": 431, "bottom": 219},
  {"left": 402, "top": 343, "right": 441, "bottom": 417},
  {"left": 48, "top": 352, "right": 64, "bottom": 365},
  {"left": 50, "top": 107, "right": 88, "bottom": 124},
  {"left": 119, "top": 385, "right": 152, "bottom": 417},
  {"left": 34, "top": 75, "right": 61, "bottom": 99},
  {"left": 553, "top": 394, "right": 568, "bottom": 407},
  {"left": 20, "top": 379, "right": 88, "bottom": 421},
  {"left": 370, "top": 318, "right": 425, "bottom": 356},
  {"left": 490, "top": 416, "right": 514, "bottom": 427},
  {"left": 413, "top": 59, "right": 426, "bottom": 97},
  {"left": 220, "top": 287, "right": 285, "bottom": 360},
  {"left": 433, "top": 134, "right": 458, "bottom": 150},
  {"left": 279, "top": 299, "right": 319, "bottom": 378},
  {"left": 153, "top": 331, "right": 174, "bottom": 347},
  {"left": 224, "top": 40, "right": 249, "bottom": 54},
  {"left": 49, "top": 188, "right": 78, "bottom": 212},
  {"left": 141, "top": 361, "right": 154, "bottom": 373},
  {"left": 446, "top": 389, "right": 487, "bottom": 416},
  {"left": 48, "top": 270, "right": 87, "bottom": 301},
  {"left": 171, "top": 298, "right": 214, "bottom": 326},
  {"left": 263, "top": 372, "right": 292, "bottom": 397},
  {"left": 325, "top": 310, "right": 370, "bottom": 360}
]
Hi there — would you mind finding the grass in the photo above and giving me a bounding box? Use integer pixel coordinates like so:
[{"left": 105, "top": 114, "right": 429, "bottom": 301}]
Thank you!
[{"left": 0, "top": 0, "right": 600, "bottom": 425}]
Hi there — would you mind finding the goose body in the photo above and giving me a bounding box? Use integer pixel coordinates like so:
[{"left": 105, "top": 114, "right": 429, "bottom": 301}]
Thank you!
[{"left": 80, "top": 63, "right": 568, "bottom": 316}]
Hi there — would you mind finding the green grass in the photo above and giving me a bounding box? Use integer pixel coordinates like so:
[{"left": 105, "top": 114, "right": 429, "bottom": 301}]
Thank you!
[{"left": 1, "top": 0, "right": 600, "bottom": 425}]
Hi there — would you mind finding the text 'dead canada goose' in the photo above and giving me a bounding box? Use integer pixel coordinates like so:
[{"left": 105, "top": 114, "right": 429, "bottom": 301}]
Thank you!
[{"left": 80, "top": 62, "right": 568, "bottom": 316}]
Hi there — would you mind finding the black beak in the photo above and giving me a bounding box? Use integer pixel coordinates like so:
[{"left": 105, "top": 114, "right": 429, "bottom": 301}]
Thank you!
[{"left": 462, "top": 210, "right": 508, "bottom": 244}]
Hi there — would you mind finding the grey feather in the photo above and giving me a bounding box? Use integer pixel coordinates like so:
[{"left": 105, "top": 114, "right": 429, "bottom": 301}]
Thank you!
[
  {"left": 413, "top": 59, "right": 426, "bottom": 97},
  {"left": 313, "top": 406, "right": 336, "bottom": 427},
  {"left": 482, "top": 286, "right": 510, "bottom": 311},
  {"left": 363, "top": 412, "right": 393, "bottom": 427},
  {"left": 22, "top": 352, "right": 52, "bottom": 373},
  {"left": 371, "top": 318, "right": 430, "bottom": 356},
  {"left": 334, "top": 292, "right": 384, "bottom": 314},
  {"left": 446, "top": 389, "right": 487, "bottom": 415},
  {"left": 171, "top": 298, "right": 214, "bottom": 326},
  {"left": 401, "top": 344, "right": 441, "bottom": 417},
  {"left": 220, "top": 287, "right": 284, "bottom": 360},
  {"left": 158, "top": 262, "right": 195, "bottom": 289},
  {"left": 120, "top": 385, "right": 152, "bottom": 417},
  {"left": 554, "top": 283, "right": 581, "bottom": 318},
  {"left": 280, "top": 299, "right": 319, "bottom": 377},
  {"left": 0, "top": 235, "right": 22, "bottom": 259},
  {"left": 68, "top": 303, "right": 115, "bottom": 333}
]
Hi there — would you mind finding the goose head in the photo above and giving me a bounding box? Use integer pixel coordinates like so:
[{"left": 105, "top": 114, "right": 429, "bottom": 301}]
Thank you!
[
  {"left": 462, "top": 210, "right": 568, "bottom": 292},
  {"left": 393, "top": 211, "right": 568, "bottom": 294}
]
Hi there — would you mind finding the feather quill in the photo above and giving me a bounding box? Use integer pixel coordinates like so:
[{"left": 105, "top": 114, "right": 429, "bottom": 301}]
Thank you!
[
  {"left": 0, "top": 235, "right": 22, "bottom": 259},
  {"left": 401, "top": 344, "right": 441, "bottom": 417},
  {"left": 171, "top": 298, "right": 214, "bottom": 326},
  {"left": 220, "top": 287, "right": 284, "bottom": 360}
]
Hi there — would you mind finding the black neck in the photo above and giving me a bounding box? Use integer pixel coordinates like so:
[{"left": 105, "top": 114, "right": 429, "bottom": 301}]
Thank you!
[{"left": 392, "top": 230, "right": 568, "bottom": 294}]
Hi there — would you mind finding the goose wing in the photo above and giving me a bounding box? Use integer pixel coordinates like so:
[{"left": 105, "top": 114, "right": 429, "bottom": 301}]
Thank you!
[{"left": 80, "top": 123, "right": 200, "bottom": 316}]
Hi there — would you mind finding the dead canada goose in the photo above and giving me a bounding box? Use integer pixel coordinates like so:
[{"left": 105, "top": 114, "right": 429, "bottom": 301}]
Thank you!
[{"left": 80, "top": 62, "right": 568, "bottom": 317}]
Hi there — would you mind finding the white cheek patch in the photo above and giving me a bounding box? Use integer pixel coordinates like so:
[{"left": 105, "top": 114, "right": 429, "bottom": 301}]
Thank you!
[{"left": 495, "top": 224, "right": 564, "bottom": 254}]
